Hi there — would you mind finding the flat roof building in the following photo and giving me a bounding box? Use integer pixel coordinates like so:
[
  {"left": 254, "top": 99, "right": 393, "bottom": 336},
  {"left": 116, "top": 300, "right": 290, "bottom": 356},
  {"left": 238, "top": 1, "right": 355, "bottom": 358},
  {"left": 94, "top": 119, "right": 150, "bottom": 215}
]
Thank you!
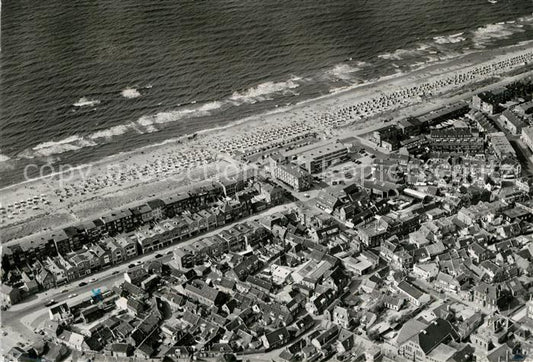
[
  {"left": 281, "top": 140, "right": 348, "bottom": 173},
  {"left": 489, "top": 132, "right": 516, "bottom": 159}
]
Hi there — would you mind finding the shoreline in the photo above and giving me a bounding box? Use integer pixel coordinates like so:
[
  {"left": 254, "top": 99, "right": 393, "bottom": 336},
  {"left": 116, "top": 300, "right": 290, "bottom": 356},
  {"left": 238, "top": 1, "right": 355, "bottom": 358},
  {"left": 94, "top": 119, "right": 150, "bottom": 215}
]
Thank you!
[
  {"left": 1, "top": 40, "right": 533, "bottom": 241},
  {"left": 2, "top": 39, "right": 532, "bottom": 193}
]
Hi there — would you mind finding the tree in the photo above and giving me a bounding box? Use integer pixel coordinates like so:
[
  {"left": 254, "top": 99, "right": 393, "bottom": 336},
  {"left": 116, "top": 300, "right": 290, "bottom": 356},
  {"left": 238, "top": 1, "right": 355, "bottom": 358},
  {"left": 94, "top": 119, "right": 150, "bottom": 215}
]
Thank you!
[
  {"left": 367, "top": 329, "right": 382, "bottom": 342},
  {"left": 370, "top": 302, "right": 385, "bottom": 314}
]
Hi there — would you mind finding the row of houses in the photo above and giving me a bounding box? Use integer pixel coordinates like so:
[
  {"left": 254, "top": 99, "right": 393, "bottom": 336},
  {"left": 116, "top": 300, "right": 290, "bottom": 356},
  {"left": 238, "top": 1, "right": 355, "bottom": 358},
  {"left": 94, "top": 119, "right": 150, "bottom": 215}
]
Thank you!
[
  {"left": 3, "top": 176, "right": 251, "bottom": 268},
  {"left": 173, "top": 220, "right": 270, "bottom": 269},
  {"left": 1, "top": 178, "right": 289, "bottom": 301}
]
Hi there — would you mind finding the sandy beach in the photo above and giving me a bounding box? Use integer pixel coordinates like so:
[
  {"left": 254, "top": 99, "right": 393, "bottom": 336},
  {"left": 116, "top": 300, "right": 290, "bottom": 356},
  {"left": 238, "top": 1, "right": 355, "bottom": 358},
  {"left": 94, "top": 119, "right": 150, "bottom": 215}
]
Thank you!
[{"left": 1, "top": 40, "right": 532, "bottom": 242}]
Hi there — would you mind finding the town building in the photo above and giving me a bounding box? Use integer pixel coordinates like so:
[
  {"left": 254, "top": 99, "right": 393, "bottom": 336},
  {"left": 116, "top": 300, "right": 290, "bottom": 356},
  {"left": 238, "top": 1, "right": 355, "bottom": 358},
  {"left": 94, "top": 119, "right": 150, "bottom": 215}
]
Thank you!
[
  {"left": 489, "top": 132, "right": 517, "bottom": 159},
  {"left": 281, "top": 140, "right": 349, "bottom": 174},
  {"left": 500, "top": 110, "right": 526, "bottom": 135},
  {"left": 429, "top": 128, "right": 484, "bottom": 155},
  {"left": 472, "top": 88, "right": 512, "bottom": 115},
  {"left": 272, "top": 162, "right": 312, "bottom": 191},
  {"left": 521, "top": 126, "right": 533, "bottom": 153}
]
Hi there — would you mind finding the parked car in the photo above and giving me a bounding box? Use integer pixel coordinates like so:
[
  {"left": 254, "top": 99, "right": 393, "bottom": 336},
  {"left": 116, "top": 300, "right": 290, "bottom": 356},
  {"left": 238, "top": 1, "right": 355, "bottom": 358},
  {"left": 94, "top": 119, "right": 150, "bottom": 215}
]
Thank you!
[{"left": 44, "top": 299, "right": 56, "bottom": 307}]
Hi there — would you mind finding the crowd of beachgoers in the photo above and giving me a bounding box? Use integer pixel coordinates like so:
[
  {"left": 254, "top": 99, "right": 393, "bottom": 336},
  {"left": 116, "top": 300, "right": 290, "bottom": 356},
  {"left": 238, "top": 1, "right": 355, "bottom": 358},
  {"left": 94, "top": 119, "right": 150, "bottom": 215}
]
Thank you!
[
  {"left": 314, "top": 50, "right": 533, "bottom": 128},
  {"left": 0, "top": 148, "right": 214, "bottom": 226},
  {"left": 0, "top": 195, "right": 50, "bottom": 221},
  {"left": 213, "top": 121, "right": 315, "bottom": 157},
  {"left": 53, "top": 148, "right": 214, "bottom": 202}
]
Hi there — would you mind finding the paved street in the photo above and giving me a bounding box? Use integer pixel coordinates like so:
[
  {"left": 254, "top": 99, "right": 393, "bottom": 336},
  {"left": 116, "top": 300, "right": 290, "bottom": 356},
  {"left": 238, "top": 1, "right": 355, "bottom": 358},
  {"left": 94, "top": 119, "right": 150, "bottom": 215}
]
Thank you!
[{"left": 0, "top": 202, "right": 295, "bottom": 354}]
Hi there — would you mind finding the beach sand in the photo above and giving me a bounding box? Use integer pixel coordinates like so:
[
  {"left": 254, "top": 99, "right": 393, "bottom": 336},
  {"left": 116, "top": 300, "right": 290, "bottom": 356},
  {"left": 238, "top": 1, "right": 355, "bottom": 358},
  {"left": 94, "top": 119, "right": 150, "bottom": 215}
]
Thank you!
[{"left": 1, "top": 40, "right": 532, "bottom": 242}]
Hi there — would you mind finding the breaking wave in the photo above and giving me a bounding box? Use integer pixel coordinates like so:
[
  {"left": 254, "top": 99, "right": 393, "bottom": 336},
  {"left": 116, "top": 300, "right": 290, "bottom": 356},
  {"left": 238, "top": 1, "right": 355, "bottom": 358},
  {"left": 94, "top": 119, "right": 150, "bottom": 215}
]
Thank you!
[
  {"left": 121, "top": 88, "right": 142, "bottom": 99},
  {"left": 137, "top": 101, "right": 223, "bottom": 128},
  {"left": 24, "top": 136, "right": 98, "bottom": 158},
  {"left": 90, "top": 124, "right": 133, "bottom": 140},
  {"left": 378, "top": 48, "right": 422, "bottom": 61},
  {"left": 17, "top": 99, "right": 226, "bottom": 158},
  {"left": 17, "top": 76, "right": 305, "bottom": 159},
  {"left": 17, "top": 75, "right": 305, "bottom": 159},
  {"left": 324, "top": 62, "right": 368, "bottom": 81},
  {"left": 471, "top": 22, "right": 526, "bottom": 48},
  {"left": 433, "top": 32, "right": 466, "bottom": 45},
  {"left": 230, "top": 77, "right": 301, "bottom": 104},
  {"left": 73, "top": 97, "right": 100, "bottom": 107}
]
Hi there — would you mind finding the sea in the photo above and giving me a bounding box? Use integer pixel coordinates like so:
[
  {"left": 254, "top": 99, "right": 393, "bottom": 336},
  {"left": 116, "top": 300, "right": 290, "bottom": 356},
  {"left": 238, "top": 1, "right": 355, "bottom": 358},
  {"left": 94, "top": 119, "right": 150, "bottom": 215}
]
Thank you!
[{"left": 1, "top": 0, "right": 533, "bottom": 187}]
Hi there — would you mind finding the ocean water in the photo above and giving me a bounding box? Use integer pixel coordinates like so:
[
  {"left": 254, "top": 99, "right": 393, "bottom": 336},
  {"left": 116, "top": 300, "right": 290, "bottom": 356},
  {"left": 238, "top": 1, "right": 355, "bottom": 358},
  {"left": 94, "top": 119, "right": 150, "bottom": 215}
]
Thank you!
[{"left": 1, "top": 0, "right": 533, "bottom": 186}]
